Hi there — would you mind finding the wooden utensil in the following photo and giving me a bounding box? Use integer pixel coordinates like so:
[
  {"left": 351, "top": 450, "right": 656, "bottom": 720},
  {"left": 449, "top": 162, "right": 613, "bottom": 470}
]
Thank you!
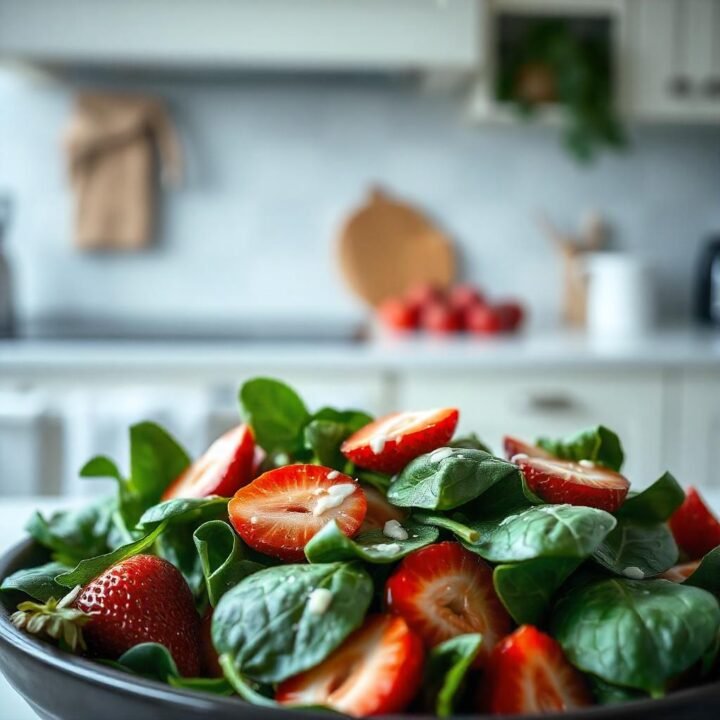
[{"left": 338, "top": 188, "right": 455, "bottom": 306}]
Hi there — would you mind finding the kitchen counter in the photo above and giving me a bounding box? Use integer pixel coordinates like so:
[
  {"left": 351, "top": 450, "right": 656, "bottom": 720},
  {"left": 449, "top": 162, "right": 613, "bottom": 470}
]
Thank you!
[{"left": 1, "top": 328, "right": 719, "bottom": 377}]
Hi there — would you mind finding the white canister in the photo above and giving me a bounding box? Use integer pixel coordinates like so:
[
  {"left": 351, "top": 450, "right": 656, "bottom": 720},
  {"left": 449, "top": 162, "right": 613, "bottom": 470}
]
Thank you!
[{"left": 585, "top": 253, "right": 655, "bottom": 339}]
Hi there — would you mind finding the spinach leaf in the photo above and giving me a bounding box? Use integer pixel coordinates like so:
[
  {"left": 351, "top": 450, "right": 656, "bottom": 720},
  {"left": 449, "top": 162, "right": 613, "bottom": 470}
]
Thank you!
[
  {"left": 493, "top": 557, "right": 581, "bottom": 625},
  {"left": 462, "top": 470, "right": 536, "bottom": 520},
  {"left": 356, "top": 470, "right": 392, "bottom": 494},
  {"left": 137, "top": 497, "right": 228, "bottom": 530},
  {"left": 213, "top": 562, "right": 372, "bottom": 682},
  {"left": 194, "top": 520, "right": 263, "bottom": 606},
  {"left": 411, "top": 511, "right": 479, "bottom": 544},
  {"left": 589, "top": 676, "right": 647, "bottom": 705},
  {"left": 449, "top": 434, "right": 492, "bottom": 454},
  {"left": 685, "top": 546, "right": 720, "bottom": 594},
  {"left": 312, "top": 407, "right": 373, "bottom": 434},
  {"left": 218, "top": 656, "right": 283, "bottom": 708},
  {"left": 464, "top": 504, "right": 616, "bottom": 563},
  {"left": 388, "top": 449, "right": 520, "bottom": 511},
  {"left": 304, "top": 520, "right": 438, "bottom": 564},
  {"left": 615, "top": 472, "right": 684, "bottom": 523},
  {"left": 0, "top": 562, "right": 70, "bottom": 603},
  {"left": 592, "top": 520, "right": 678, "bottom": 578},
  {"left": 537, "top": 425, "right": 624, "bottom": 471},
  {"left": 423, "top": 634, "right": 482, "bottom": 717},
  {"left": 26, "top": 498, "right": 115, "bottom": 565},
  {"left": 239, "top": 378, "right": 310, "bottom": 455},
  {"left": 55, "top": 522, "right": 167, "bottom": 588},
  {"left": 168, "top": 676, "right": 234, "bottom": 695},
  {"left": 303, "top": 420, "right": 350, "bottom": 470},
  {"left": 552, "top": 577, "right": 720, "bottom": 693}
]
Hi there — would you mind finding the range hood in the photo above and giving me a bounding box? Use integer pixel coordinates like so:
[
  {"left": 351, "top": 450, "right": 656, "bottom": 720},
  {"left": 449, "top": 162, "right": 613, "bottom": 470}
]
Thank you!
[{"left": 0, "top": 0, "right": 482, "bottom": 72}]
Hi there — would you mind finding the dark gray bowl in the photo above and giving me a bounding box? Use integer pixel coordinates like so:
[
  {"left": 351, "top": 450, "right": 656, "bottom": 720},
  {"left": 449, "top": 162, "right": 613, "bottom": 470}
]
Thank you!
[{"left": 1, "top": 538, "right": 719, "bottom": 720}]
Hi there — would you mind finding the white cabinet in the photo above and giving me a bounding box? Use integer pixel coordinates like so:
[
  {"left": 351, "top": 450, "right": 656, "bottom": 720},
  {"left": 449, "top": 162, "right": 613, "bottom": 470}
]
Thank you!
[
  {"left": 627, "top": 0, "right": 720, "bottom": 122},
  {"left": 673, "top": 372, "right": 720, "bottom": 489},
  {"left": 395, "top": 369, "right": 667, "bottom": 487},
  {"left": 0, "top": 0, "right": 480, "bottom": 71}
]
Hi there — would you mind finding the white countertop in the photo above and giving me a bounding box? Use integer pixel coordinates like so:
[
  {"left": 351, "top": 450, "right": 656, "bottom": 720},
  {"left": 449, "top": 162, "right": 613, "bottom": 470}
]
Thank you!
[{"left": 1, "top": 328, "right": 719, "bottom": 376}]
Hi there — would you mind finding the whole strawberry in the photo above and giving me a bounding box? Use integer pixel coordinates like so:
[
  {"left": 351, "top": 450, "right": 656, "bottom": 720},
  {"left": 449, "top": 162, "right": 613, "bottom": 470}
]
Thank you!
[{"left": 74, "top": 554, "right": 201, "bottom": 676}]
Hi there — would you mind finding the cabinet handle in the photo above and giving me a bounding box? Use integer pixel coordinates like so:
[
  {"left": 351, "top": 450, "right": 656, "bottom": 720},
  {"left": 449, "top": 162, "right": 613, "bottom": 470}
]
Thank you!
[{"left": 524, "top": 393, "right": 576, "bottom": 413}]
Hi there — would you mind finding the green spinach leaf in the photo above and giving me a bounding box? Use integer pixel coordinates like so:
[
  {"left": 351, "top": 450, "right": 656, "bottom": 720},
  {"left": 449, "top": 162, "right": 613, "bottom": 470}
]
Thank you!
[
  {"left": 493, "top": 557, "right": 581, "bottom": 625},
  {"left": 589, "top": 676, "right": 647, "bottom": 705},
  {"left": 423, "top": 634, "right": 482, "bottom": 717},
  {"left": 312, "top": 407, "right": 373, "bottom": 434},
  {"left": 685, "top": 546, "right": 720, "bottom": 594},
  {"left": 592, "top": 520, "right": 678, "bottom": 578},
  {"left": 239, "top": 378, "right": 310, "bottom": 455},
  {"left": 212, "top": 562, "right": 372, "bottom": 682},
  {"left": 388, "top": 449, "right": 520, "bottom": 511},
  {"left": 552, "top": 577, "right": 720, "bottom": 693},
  {"left": 615, "top": 472, "right": 684, "bottom": 523},
  {"left": 137, "top": 497, "right": 228, "bottom": 530},
  {"left": 55, "top": 521, "right": 167, "bottom": 588},
  {"left": 0, "top": 562, "right": 70, "bottom": 603},
  {"left": 464, "top": 504, "right": 616, "bottom": 563},
  {"left": 194, "top": 520, "right": 263, "bottom": 606},
  {"left": 448, "top": 434, "right": 492, "bottom": 454},
  {"left": 303, "top": 420, "right": 350, "bottom": 470},
  {"left": 411, "top": 511, "right": 479, "bottom": 544},
  {"left": 304, "top": 520, "right": 438, "bottom": 564},
  {"left": 537, "top": 425, "right": 624, "bottom": 471}
]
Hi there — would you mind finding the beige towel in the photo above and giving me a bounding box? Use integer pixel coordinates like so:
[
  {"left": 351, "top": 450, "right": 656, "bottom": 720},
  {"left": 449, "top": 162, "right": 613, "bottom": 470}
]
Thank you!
[{"left": 64, "top": 93, "right": 182, "bottom": 250}]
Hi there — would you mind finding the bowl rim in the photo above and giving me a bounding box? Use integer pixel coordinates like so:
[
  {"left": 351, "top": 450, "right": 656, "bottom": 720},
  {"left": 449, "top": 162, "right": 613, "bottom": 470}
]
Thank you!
[{"left": 1, "top": 537, "right": 719, "bottom": 720}]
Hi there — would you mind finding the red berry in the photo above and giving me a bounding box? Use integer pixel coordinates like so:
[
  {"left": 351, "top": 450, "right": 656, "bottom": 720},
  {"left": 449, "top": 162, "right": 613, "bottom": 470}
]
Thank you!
[
  {"left": 377, "top": 298, "right": 418, "bottom": 332},
  {"left": 385, "top": 542, "right": 512, "bottom": 667},
  {"left": 669, "top": 487, "right": 720, "bottom": 559},
  {"left": 162, "top": 424, "right": 255, "bottom": 500},
  {"left": 420, "top": 301, "right": 462, "bottom": 334},
  {"left": 341, "top": 408, "right": 459, "bottom": 475},
  {"left": 228, "top": 465, "right": 367, "bottom": 561},
  {"left": 358, "top": 484, "right": 406, "bottom": 533},
  {"left": 514, "top": 455, "right": 630, "bottom": 512},
  {"left": 495, "top": 301, "right": 525, "bottom": 331},
  {"left": 276, "top": 614, "right": 424, "bottom": 717},
  {"left": 503, "top": 436, "right": 554, "bottom": 461},
  {"left": 74, "top": 555, "right": 201, "bottom": 677},
  {"left": 448, "top": 284, "right": 485, "bottom": 312},
  {"left": 405, "top": 283, "right": 444, "bottom": 314},
  {"left": 481, "top": 625, "right": 591, "bottom": 714},
  {"left": 464, "top": 304, "right": 503, "bottom": 335}
]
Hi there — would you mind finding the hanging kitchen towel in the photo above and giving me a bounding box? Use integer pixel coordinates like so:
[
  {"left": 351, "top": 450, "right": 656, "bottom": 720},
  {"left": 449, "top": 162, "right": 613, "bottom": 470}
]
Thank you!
[{"left": 64, "top": 92, "right": 182, "bottom": 250}]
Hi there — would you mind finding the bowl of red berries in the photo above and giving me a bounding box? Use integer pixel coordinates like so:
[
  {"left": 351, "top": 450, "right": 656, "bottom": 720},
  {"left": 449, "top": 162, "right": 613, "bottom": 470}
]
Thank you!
[
  {"left": 1, "top": 378, "right": 720, "bottom": 720},
  {"left": 376, "top": 284, "right": 525, "bottom": 336}
]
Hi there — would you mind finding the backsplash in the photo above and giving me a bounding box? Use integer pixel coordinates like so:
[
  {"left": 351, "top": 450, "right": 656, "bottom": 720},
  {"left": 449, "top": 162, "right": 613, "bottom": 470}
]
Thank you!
[{"left": 2, "top": 69, "right": 720, "bottom": 327}]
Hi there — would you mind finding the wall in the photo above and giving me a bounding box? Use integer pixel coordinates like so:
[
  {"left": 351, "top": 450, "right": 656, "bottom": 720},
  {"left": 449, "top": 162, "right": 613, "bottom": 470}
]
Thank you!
[{"left": 1, "top": 68, "right": 719, "bottom": 329}]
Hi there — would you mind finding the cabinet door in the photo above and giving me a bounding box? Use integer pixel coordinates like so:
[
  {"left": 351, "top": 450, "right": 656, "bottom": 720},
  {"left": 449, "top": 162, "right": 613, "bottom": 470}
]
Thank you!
[
  {"left": 628, "top": 0, "right": 720, "bottom": 122},
  {"left": 675, "top": 372, "right": 720, "bottom": 489},
  {"left": 396, "top": 370, "right": 665, "bottom": 487}
]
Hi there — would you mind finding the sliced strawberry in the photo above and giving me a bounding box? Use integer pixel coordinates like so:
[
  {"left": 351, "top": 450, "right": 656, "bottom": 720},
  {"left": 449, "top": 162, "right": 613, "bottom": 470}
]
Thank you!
[
  {"left": 514, "top": 455, "right": 629, "bottom": 512},
  {"left": 341, "top": 408, "right": 459, "bottom": 475},
  {"left": 276, "top": 614, "right": 424, "bottom": 717},
  {"left": 503, "top": 435, "right": 554, "bottom": 461},
  {"left": 669, "top": 486, "right": 720, "bottom": 559},
  {"left": 482, "top": 625, "right": 591, "bottom": 714},
  {"left": 162, "top": 424, "right": 255, "bottom": 500},
  {"left": 661, "top": 561, "right": 700, "bottom": 583},
  {"left": 228, "top": 465, "right": 367, "bottom": 561},
  {"left": 74, "top": 555, "right": 201, "bottom": 676},
  {"left": 385, "top": 541, "right": 512, "bottom": 666},
  {"left": 359, "top": 484, "right": 406, "bottom": 533}
]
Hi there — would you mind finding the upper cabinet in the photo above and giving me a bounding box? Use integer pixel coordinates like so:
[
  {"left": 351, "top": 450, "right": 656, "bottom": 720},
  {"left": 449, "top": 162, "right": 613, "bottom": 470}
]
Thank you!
[
  {"left": 0, "top": 0, "right": 481, "bottom": 71},
  {"left": 625, "top": 0, "right": 720, "bottom": 122}
]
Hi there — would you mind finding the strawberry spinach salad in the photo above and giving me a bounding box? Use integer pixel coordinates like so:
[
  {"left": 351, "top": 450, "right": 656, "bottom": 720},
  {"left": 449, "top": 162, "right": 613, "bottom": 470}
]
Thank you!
[{"left": 2, "top": 376, "right": 720, "bottom": 716}]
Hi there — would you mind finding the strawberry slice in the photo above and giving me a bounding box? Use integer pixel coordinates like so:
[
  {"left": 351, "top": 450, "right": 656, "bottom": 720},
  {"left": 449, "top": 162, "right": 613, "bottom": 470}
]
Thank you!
[
  {"left": 359, "top": 484, "right": 406, "bottom": 533},
  {"left": 482, "top": 625, "right": 591, "bottom": 714},
  {"left": 514, "top": 455, "right": 629, "bottom": 512},
  {"left": 661, "top": 561, "right": 700, "bottom": 583},
  {"left": 503, "top": 435, "right": 554, "bottom": 461},
  {"left": 385, "top": 541, "right": 512, "bottom": 666},
  {"left": 341, "top": 408, "right": 459, "bottom": 474},
  {"left": 228, "top": 464, "right": 367, "bottom": 561},
  {"left": 669, "top": 486, "right": 720, "bottom": 559},
  {"left": 162, "top": 424, "right": 255, "bottom": 500},
  {"left": 276, "top": 614, "right": 424, "bottom": 717}
]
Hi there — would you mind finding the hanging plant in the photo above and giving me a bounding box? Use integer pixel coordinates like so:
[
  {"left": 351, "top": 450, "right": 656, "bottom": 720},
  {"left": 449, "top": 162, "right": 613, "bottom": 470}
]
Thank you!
[{"left": 497, "top": 18, "right": 626, "bottom": 163}]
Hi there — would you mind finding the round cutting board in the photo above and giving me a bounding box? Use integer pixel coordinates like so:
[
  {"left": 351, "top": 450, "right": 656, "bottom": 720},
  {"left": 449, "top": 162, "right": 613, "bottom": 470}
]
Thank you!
[{"left": 337, "top": 188, "right": 455, "bottom": 306}]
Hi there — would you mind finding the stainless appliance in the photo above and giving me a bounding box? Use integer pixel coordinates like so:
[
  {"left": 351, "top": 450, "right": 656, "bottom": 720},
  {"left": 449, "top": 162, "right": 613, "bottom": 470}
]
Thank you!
[
  {"left": 696, "top": 237, "right": 720, "bottom": 326},
  {"left": 0, "top": 196, "right": 13, "bottom": 337}
]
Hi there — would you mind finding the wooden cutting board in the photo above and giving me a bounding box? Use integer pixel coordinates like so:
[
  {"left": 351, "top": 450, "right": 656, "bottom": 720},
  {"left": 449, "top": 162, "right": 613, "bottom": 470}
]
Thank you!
[{"left": 337, "top": 188, "right": 455, "bottom": 306}]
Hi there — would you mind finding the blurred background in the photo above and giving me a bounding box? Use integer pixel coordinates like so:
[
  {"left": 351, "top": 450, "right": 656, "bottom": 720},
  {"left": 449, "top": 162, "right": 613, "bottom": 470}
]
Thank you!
[{"left": 1, "top": 0, "right": 720, "bottom": 499}]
